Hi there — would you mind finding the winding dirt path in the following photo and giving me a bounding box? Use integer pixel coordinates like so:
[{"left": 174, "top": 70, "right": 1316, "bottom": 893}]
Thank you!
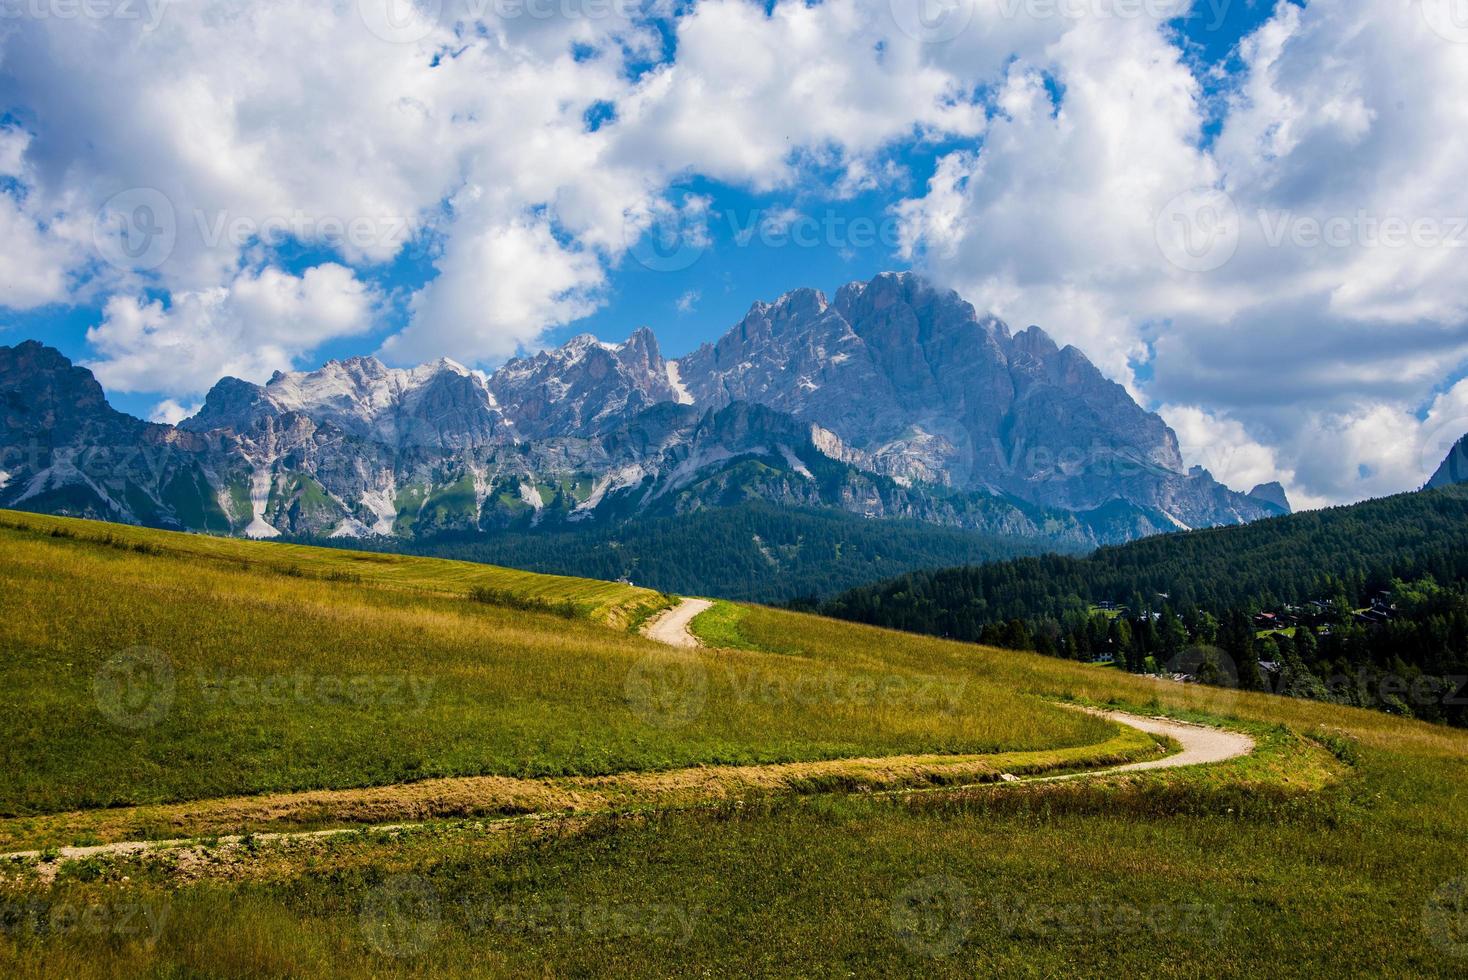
[
  {"left": 641, "top": 597, "right": 714, "bottom": 647},
  {"left": 1040, "top": 709, "right": 1254, "bottom": 781},
  {"left": 4, "top": 606, "right": 1255, "bottom": 872},
  {"left": 636, "top": 602, "right": 1254, "bottom": 773},
  {"left": 1, "top": 710, "right": 1254, "bottom": 871}
]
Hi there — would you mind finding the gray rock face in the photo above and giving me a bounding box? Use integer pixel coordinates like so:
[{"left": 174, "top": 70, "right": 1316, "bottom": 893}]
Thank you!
[
  {"left": 184, "top": 356, "right": 505, "bottom": 450},
  {"left": 677, "top": 272, "right": 1273, "bottom": 528},
  {"left": 1248, "top": 482, "right": 1292, "bottom": 513},
  {"left": 0, "top": 272, "right": 1289, "bottom": 546},
  {"left": 1426, "top": 434, "right": 1468, "bottom": 489},
  {"left": 0, "top": 341, "right": 219, "bottom": 528},
  {"left": 488, "top": 328, "right": 679, "bottom": 441}
]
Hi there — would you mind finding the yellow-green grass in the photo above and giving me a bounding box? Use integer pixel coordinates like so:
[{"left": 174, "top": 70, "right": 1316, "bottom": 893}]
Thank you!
[
  {"left": 0, "top": 514, "right": 1117, "bottom": 822},
  {"left": 0, "top": 702, "right": 1452, "bottom": 979},
  {"left": 688, "top": 600, "right": 763, "bottom": 651},
  {"left": 0, "top": 611, "right": 1443, "bottom": 977},
  {"left": 5, "top": 517, "right": 1468, "bottom": 975},
  {"left": 0, "top": 510, "right": 669, "bottom": 629},
  {"left": 0, "top": 724, "right": 1167, "bottom": 852},
  {"left": 712, "top": 601, "right": 1467, "bottom": 759}
]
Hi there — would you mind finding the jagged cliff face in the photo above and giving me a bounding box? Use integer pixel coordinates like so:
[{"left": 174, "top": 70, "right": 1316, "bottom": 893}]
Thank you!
[
  {"left": 0, "top": 341, "right": 219, "bottom": 528},
  {"left": 185, "top": 356, "right": 507, "bottom": 450},
  {"left": 676, "top": 272, "right": 1265, "bottom": 529},
  {"left": 0, "top": 273, "right": 1285, "bottom": 546},
  {"left": 487, "top": 328, "right": 680, "bottom": 441},
  {"left": 1427, "top": 435, "right": 1468, "bottom": 490}
]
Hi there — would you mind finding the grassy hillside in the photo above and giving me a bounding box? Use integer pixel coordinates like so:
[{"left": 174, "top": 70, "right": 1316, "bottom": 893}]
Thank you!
[
  {"left": 0, "top": 510, "right": 669, "bottom": 630},
  {"left": 1, "top": 513, "right": 1466, "bottom": 976},
  {"left": 0, "top": 510, "right": 1114, "bottom": 818}
]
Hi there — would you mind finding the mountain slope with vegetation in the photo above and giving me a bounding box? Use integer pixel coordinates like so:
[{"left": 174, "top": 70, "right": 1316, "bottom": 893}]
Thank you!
[
  {"left": 0, "top": 509, "right": 1111, "bottom": 818},
  {"left": 813, "top": 485, "right": 1468, "bottom": 725},
  {"left": 304, "top": 502, "right": 1093, "bottom": 603},
  {"left": 817, "top": 485, "right": 1468, "bottom": 621}
]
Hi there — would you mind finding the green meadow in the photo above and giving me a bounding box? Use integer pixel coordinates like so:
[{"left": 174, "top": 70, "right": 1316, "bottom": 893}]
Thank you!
[
  {"left": 0, "top": 512, "right": 1113, "bottom": 817},
  {"left": 0, "top": 510, "right": 1465, "bottom": 976}
]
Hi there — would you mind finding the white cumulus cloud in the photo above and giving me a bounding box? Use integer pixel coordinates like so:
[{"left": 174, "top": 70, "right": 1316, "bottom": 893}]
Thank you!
[
  {"left": 86, "top": 264, "right": 378, "bottom": 395},
  {"left": 896, "top": 0, "right": 1468, "bottom": 505}
]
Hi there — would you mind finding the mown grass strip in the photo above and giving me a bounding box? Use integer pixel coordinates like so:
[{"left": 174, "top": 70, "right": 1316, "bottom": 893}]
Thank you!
[{"left": 0, "top": 725, "right": 1167, "bottom": 853}]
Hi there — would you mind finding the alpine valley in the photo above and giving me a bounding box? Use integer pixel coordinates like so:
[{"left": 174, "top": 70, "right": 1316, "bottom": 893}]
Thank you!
[{"left": 0, "top": 273, "right": 1289, "bottom": 599}]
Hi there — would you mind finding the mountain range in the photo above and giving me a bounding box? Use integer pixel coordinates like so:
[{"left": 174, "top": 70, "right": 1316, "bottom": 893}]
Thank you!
[{"left": 1, "top": 273, "right": 1296, "bottom": 566}]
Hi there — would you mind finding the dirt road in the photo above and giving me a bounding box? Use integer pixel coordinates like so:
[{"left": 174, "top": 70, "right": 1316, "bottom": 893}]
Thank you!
[
  {"left": 5, "top": 610, "right": 1258, "bottom": 872},
  {"left": 1040, "top": 709, "right": 1255, "bottom": 780},
  {"left": 2, "top": 709, "right": 1254, "bottom": 872},
  {"left": 641, "top": 597, "right": 714, "bottom": 647}
]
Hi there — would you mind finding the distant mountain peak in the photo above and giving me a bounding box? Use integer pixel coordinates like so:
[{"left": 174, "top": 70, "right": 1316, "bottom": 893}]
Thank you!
[
  {"left": 487, "top": 327, "right": 678, "bottom": 441},
  {"left": 433, "top": 356, "right": 471, "bottom": 375},
  {"left": 1427, "top": 433, "right": 1468, "bottom": 489},
  {"left": 676, "top": 271, "right": 1268, "bottom": 526},
  {"left": 1248, "top": 481, "right": 1292, "bottom": 514},
  {"left": 186, "top": 352, "right": 504, "bottom": 450},
  {"left": 1012, "top": 324, "right": 1060, "bottom": 357}
]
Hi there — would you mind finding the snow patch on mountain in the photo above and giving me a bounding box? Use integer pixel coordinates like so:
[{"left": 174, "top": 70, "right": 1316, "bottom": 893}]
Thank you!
[
  {"left": 1161, "top": 511, "right": 1193, "bottom": 532},
  {"left": 779, "top": 444, "right": 813, "bottom": 480},
  {"left": 666, "top": 362, "right": 694, "bottom": 406},
  {"left": 519, "top": 482, "right": 545, "bottom": 510},
  {"left": 572, "top": 464, "right": 648, "bottom": 520},
  {"left": 14, "top": 452, "right": 125, "bottom": 516},
  {"left": 330, "top": 518, "right": 375, "bottom": 539},
  {"left": 245, "top": 470, "right": 281, "bottom": 539},
  {"left": 655, "top": 446, "right": 740, "bottom": 498},
  {"left": 357, "top": 488, "right": 398, "bottom": 536}
]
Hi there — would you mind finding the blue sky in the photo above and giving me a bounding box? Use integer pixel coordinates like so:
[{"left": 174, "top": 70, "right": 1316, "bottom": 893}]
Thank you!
[
  {"left": 1, "top": 0, "right": 1466, "bottom": 506},
  {"left": 5, "top": 1, "right": 1285, "bottom": 410}
]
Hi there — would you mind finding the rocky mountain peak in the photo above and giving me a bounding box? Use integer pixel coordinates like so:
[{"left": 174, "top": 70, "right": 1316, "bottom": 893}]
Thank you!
[
  {"left": 1012, "top": 325, "right": 1061, "bottom": 358},
  {"left": 183, "top": 377, "right": 273, "bottom": 434},
  {"left": 676, "top": 271, "right": 1270, "bottom": 524},
  {"left": 487, "top": 329, "right": 678, "bottom": 441},
  {"left": 186, "top": 354, "right": 504, "bottom": 449},
  {"left": 431, "top": 356, "right": 472, "bottom": 376},
  {"left": 4, "top": 341, "right": 112, "bottom": 411},
  {"left": 1248, "top": 481, "right": 1293, "bottom": 513},
  {"left": 614, "top": 326, "right": 665, "bottom": 376},
  {"left": 1426, "top": 433, "right": 1468, "bottom": 489},
  {"left": 1, "top": 341, "right": 136, "bottom": 445}
]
